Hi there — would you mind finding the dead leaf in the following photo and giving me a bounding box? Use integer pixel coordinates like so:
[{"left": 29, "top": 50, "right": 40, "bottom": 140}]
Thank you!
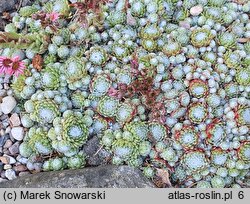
[
  {"left": 156, "top": 168, "right": 172, "bottom": 187},
  {"left": 238, "top": 38, "right": 250, "bottom": 43},
  {"left": 32, "top": 54, "right": 43, "bottom": 71}
]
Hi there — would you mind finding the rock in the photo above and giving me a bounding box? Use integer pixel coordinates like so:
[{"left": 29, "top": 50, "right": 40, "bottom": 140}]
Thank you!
[
  {"left": 33, "top": 163, "right": 42, "bottom": 172},
  {"left": 11, "top": 127, "right": 24, "bottom": 141},
  {"left": 0, "top": 114, "right": 8, "bottom": 120},
  {"left": 4, "top": 154, "right": 16, "bottom": 164},
  {"left": 19, "top": 172, "right": 30, "bottom": 177},
  {"left": 0, "top": 129, "right": 5, "bottom": 136},
  {"left": 13, "top": 165, "right": 27, "bottom": 172},
  {"left": 0, "top": 156, "right": 9, "bottom": 164},
  {"left": 5, "top": 126, "right": 11, "bottom": 134},
  {"left": 179, "top": 21, "right": 191, "bottom": 29},
  {"left": 5, "top": 169, "right": 16, "bottom": 180},
  {"left": 8, "top": 142, "right": 19, "bottom": 155},
  {"left": 88, "top": 149, "right": 110, "bottom": 166},
  {"left": 0, "top": 115, "right": 9, "bottom": 121},
  {"left": 0, "top": 96, "right": 16, "bottom": 114},
  {"left": 3, "top": 149, "right": 10, "bottom": 155},
  {"left": 0, "top": 0, "right": 17, "bottom": 13},
  {"left": 3, "top": 83, "right": 9, "bottom": 90},
  {"left": 16, "top": 156, "right": 28, "bottom": 164},
  {"left": 0, "top": 135, "right": 8, "bottom": 147},
  {"left": 0, "top": 171, "right": 6, "bottom": 178},
  {"left": 1, "top": 120, "right": 9, "bottom": 128},
  {"left": 0, "top": 178, "right": 8, "bottom": 183},
  {"left": 3, "top": 77, "right": 10, "bottom": 84},
  {"left": 0, "top": 162, "right": 3, "bottom": 171},
  {"left": 21, "top": 0, "right": 33, "bottom": 7},
  {"left": 9, "top": 113, "right": 21, "bottom": 127},
  {"left": 0, "top": 165, "right": 155, "bottom": 188},
  {"left": 190, "top": 5, "right": 203, "bottom": 16},
  {"left": 3, "top": 139, "right": 12, "bottom": 149},
  {"left": 0, "top": 90, "right": 7, "bottom": 97},
  {"left": 0, "top": 1, "right": 34, "bottom": 30},
  {"left": 83, "top": 136, "right": 111, "bottom": 166},
  {"left": 3, "top": 164, "right": 12, "bottom": 170},
  {"left": 26, "top": 161, "right": 35, "bottom": 171}
]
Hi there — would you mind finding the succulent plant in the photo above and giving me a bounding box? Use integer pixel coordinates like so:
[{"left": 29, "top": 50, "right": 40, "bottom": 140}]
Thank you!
[
  {"left": 206, "top": 120, "right": 226, "bottom": 146},
  {"left": 188, "top": 103, "right": 208, "bottom": 124},
  {"left": 29, "top": 99, "right": 60, "bottom": 124},
  {"left": 90, "top": 75, "right": 111, "bottom": 97},
  {"left": 189, "top": 79, "right": 208, "bottom": 98},
  {"left": 115, "top": 102, "right": 135, "bottom": 125},
  {"left": 175, "top": 126, "right": 198, "bottom": 150},
  {"left": 20, "top": 6, "right": 39, "bottom": 17},
  {"left": 49, "top": 111, "right": 89, "bottom": 152},
  {"left": 182, "top": 150, "right": 209, "bottom": 174},
  {"left": 191, "top": 28, "right": 214, "bottom": 48},
  {"left": 43, "top": 157, "right": 66, "bottom": 171},
  {"left": 88, "top": 46, "right": 108, "bottom": 65},
  {"left": 67, "top": 152, "right": 86, "bottom": 169},
  {"left": 97, "top": 96, "right": 119, "bottom": 117},
  {"left": 63, "top": 56, "right": 87, "bottom": 87},
  {"left": 41, "top": 64, "right": 61, "bottom": 90}
]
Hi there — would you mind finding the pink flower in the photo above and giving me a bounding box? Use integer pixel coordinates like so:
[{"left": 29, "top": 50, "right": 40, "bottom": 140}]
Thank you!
[
  {"left": 0, "top": 56, "right": 12, "bottom": 74},
  {"left": 46, "top": 12, "right": 60, "bottom": 22},
  {"left": 5, "top": 56, "right": 26, "bottom": 77}
]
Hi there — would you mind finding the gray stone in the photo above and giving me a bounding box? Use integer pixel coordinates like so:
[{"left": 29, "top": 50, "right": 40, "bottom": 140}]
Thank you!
[
  {"left": 4, "top": 83, "right": 10, "bottom": 90},
  {"left": 0, "top": 96, "right": 16, "bottom": 114},
  {"left": 8, "top": 142, "right": 19, "bottom": 155},
  {"left": 5, "top": 169, "right": 16, "bottom": 180},
  {"left": 0, "top": 171, "right": 6, "bottom": 178},
  {"left": 3, "top": 139, "right": 12, "bottom": 149},
  {"left": 190, "top": 5, "right": 203, "bottom": 16},
  {"left": 83, "top": 136, "right": 111, "bottom": 166},
  {"left": 9, "top": 113, "right": 21, "bottom": 127},
  {"left": 0, "top": 136, "right": 8, "bottom": 147},
  {"left": 0, "top": 165, "right": 155, "bottom": 188},
  {"left": 13, "top": 164, "right": 27, "bottom": 172},
  {"left": 0, "top": 156, "right": 9, "bottom": 164},
  {"left": 0, "top": 0, "right": 17, "bottom": 13},
  {"left": 3, "top": 164, "right": 12, "bottom": 170},
  {"left": 0, "top": 0, "right": 33, "bottom": 31},
  {"left": 0, "top": 129, "right": 5, "bottom": 137},
  {"left": 33, "top": 162, "right": 42, "bottom": 172},
  {"left": 5, "top": 126, "right": 11, "bottom": 134},
  {"left": 16, "top": 156, "right": 28, "bottom": 164},
  {"left": 0, "top": 178, "right": 8, "bottom": 183},
  {"left": 0, "top": 90, "right": 7, "bottom": 97},
  {"left": 4, "top": 154, "right": 16, "bottom": 164},
  {"left": 18, "top": 171, "right": 30, "bottom": 177},
  {"left": 11, "top": 127, "right": 24, "bottom": 141}
]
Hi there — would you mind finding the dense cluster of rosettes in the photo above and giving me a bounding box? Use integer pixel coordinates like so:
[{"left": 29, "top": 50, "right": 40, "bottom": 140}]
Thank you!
[{"left": 0, "top": 0, "right": 249, "bottom": 188}]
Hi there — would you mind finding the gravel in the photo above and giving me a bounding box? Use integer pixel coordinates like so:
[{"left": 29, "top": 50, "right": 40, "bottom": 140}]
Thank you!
[
  {"left": 9, "top": 142, "right": 20, "bottom": 155},
  {"left": 11, "top": 127, "right": 24, "bottom": 141},
  {"left": 5, "top": 169, "right": 16, "bottom": 180},
  {"left": 9, "top": 113, "right": 21, "bottom": 127},
  {"left": 0, "top": 96, "right": 17, "bottom": 114},
  {"left": 0, "top": 75, "right": 29, "bottom": 181}
]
